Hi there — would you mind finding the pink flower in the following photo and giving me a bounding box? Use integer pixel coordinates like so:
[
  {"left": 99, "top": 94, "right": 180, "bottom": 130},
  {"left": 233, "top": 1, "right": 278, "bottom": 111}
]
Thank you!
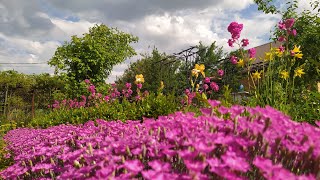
[
  {"left": 227, "top": 22, "right": 243, "bottom": 40},
  {"left": 248, "top": 48, "right": 256, "bottom": 58},
  {"left": 228, "top": 39, "right": 235, "bottom": 47},
  {"left": 278, "top": 36, "right": 286, "bottom": 42},
  {"left": 203, "top": 84, "right": 209, "bottom": 90},
  {"left": 84, "top": 79, "right": 90, "bottom": 84},
  {"left": 284, "top": 18, "right": 295, "bottom": 29},
  {"left": 135, "top": 95, "right": 141, "bottom": 101},
  {"left": 218, "top": 69, "right": 224, "bottom": 77},
  {"left": 278, "top": 21, "right": 286, "bottom": 30},
  {"left": 241, "top": 39, "right": 249, "bottom": 47},
  {"left": 291, "top": 29, "right": 297, "bottom": 36},
  {"left": 208, "top": 99, "right": 221, "bottom": 107},
  {"left": 204, "top": 77, "right": 211, "bottom": 83},
  {"left": 185, "top": 89, "right": 191, "bottom": 95},
  {"left": 230, "top": 55, "right": 238, "bottom": 65},
  {"left": 125, "top": 82, "right": 131, "bottom": 89},
  {"left": 137, "top": 83, "right": 142, "bottom": 89},
  {"left": 210, "top": 82, "right": 219, "bottom": 92},
  {"left": 278, "top": 45, "right": 285, "bottom": 52}
]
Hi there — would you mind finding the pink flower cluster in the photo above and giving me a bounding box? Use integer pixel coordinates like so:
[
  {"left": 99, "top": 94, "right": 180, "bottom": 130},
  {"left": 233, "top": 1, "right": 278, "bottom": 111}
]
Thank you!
[
  {"left": 227, "top": 22, "right": 249, "bottom": 47},
  {"left": 278, "top": 18, "right": 297, "bottom": 42},
  {"left": 1, "top": 103, "right": 319, "bottom": 179}
]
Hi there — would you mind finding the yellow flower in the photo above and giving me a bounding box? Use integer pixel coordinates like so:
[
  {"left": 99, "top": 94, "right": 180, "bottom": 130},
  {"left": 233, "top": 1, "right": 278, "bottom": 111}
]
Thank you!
[
  {"left": 294, "top": 68, "right": 305, "bottom": 78},
  {"left": 292, "top": 45, "right": 301, "bottom": 54},
  {"left": 252, "top": 71, "right": 261, "bottom": 80},
  {"left": 280, "top": 70, "right": 289, "bottom": 80},
  {"left": 275, "top": 49, "right": 283, "bottom": 57},
  {"left": 237, "top": 59, "right": 245, "bottom": 67},
  {"left": 160, "top": 81, "right": 164, "bottom": 89},
  {"left": 135, "top": 74, "right": 144, "bottom": 84},
  {"left": 294, "top": 53, "right": 303, "bottom": 59},
  {"left": 264, "top": 52, "right": 273, "bottom": 61},
  {"left": 192, "top": 64, "right": 205, "bottom": 77}
]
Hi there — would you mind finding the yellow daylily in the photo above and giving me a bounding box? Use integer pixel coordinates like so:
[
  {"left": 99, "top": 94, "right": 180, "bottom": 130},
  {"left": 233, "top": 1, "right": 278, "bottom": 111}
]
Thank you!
[
  {"left": 294, "top": 68, "right": 305, "bottom": 78},
  {"left": 292, "top": 45, "right": 301, "bottom": 54},
  {"left": 192, "top": 64, "right": 206, "bottom": 77},
  {"left": 264, "top": 52, "right": 273, "bottom": 61},
  {"left": 135, "top": 74, "right": 145, "bottom": 84},
  {"left": 275, "top": 49, "right": 283, "bottom": 57},
  {"left": 294, "top": 53, "right": 303, "bottom": 59},
  {"left": 237, "top": 59, "right": 245, "bottom": 67},
  {"left": 280, "top": 70, "right": 289, "bottom": 80},
  {"left": 252, "top": 71, "right": 262, "bottom": 80}
]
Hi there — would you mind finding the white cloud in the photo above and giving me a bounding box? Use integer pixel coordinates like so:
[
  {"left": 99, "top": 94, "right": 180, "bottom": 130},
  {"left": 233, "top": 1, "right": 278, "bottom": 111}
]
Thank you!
[{"left": 0, "top": 0, "right": 292, "bottom": 83}]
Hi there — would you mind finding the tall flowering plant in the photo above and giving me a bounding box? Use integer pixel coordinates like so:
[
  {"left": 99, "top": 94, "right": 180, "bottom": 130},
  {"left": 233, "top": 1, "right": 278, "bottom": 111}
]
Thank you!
[{"left": 227, "top": 20, "right": 309, "bottom": 115}]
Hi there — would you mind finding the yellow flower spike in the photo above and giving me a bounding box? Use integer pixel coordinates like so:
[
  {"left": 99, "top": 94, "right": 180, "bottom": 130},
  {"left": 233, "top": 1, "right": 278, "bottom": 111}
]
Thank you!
[
  {"left": 237, "top": 59, "right": 245, "bottom": 67},
  {"left": 252, "top": 71, "right": 262, "bottom": 80},
  {"left": 294, "top": 68, "right": 305, "bottom": 78},
  {"left": 135, "top": 74, "right": 145, "bottom": 84},
  {"left": 280, "top": 70, "right": 289, "bottom": 80}
]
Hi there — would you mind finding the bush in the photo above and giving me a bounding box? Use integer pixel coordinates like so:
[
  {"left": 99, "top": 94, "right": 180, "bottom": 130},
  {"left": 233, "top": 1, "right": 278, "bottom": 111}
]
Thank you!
[{"left": 29, "top": 92, "right": 179, "bottom": 128}]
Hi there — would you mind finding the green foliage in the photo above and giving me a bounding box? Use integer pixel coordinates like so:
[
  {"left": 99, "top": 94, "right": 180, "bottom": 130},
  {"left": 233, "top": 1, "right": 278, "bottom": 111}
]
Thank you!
[
  {"left": 29, "top": 92, "right": 179, "bottom": 128},
  {"left": 116, "top": 48, "right": 185, "bottom": 95},
  {"left": 49, "top": 24, "right": 138, "bottom": 84}
]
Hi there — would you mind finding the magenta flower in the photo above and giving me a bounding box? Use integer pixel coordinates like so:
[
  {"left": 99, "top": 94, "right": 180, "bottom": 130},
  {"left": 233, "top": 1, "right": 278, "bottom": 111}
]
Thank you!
[
  {"left": 230, "top": 55, "right": 238, "bottom": 65},
  {"left": 278, "top": 21, "right": 286, "bottom": 30},
  {"left": 208, "top": 99, "right": 221, "bottom": 107},
  {"left": 284, "top": 18, "right": 295, "bottom": 29},
  {"left": 228, "top": 39, "right": 235, "bottom": 47},
  {"left": 278, "top": 45, "right": 285, "bottom": 52},
  {"left": 125, "top": 82, "right": 132, "bottom": 89},
  {"left": 227, "top": 22, "right": 243, "bottom": 40},
  {"left": 104, "top": 96, "right": 110, "bottom": 102},
  {"left": 137, "top": 83, "right": 142, "bottom": 89},
  {"left": 218, "top": 69, "right": 224, "bottom": 77},
  {"left": 291, "top": 29, "right": 297, "bottom": 36},
  {"left": 84, "top": 79, "right": 90, "bottom": 84},
  {"left": 124, "top": 160, "right": 144, "bottom": 174},
  {"left": 248, "top": 48, "right": 256, "bottom": 58},
  {"left": 278, "top": 36, "right": 286, "bottom": 42},
  {"left": 203, "top": 84, "right": 209, "bottom": 90},
  {"left": 210, "top": 82, "right": 219, "bottom": 92},
  {"left": 204, "top": 77, "right": 211, "bottom": 83},
  {"left": 241, "top": 39, "right": 249, "bottom": 47}
]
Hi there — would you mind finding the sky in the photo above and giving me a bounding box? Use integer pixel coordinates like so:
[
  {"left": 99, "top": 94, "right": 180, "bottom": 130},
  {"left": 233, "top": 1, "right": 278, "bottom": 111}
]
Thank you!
[{"left": 0, "top": 0, "right": 312, "bottom": 82}]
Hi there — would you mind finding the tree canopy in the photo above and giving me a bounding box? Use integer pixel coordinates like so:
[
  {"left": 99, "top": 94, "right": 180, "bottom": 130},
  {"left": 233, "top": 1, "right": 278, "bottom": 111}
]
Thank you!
[{"left": 48, "top": 24, "right": 138, "bottom": 84}]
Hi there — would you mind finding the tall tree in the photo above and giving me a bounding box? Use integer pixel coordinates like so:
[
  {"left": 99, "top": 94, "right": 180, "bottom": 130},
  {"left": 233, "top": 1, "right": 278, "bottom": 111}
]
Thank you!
[{"left": 49, "top": 24, "right": 138, "bottom": 84}]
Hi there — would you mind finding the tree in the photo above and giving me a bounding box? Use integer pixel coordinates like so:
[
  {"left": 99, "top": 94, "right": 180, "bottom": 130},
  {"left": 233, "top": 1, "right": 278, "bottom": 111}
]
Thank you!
[
  {"left": 116, "top": 48, "right": 183, "bottom": 94},
  {"left": 49, "top": 24, "right": 138, "bottom": 84}
]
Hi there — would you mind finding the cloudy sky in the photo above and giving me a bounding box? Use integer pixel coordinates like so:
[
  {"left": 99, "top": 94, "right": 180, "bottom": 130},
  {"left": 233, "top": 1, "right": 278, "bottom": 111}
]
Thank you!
[{"left": 0, "top": 0, "right": 312, "bottom": 82}]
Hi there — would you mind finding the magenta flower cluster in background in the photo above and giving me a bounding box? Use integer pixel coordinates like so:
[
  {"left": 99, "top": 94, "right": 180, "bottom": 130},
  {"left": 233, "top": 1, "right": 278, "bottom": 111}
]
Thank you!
[
  {"left": 1, "top": 102, "right": 319, "bottom": 179},
  {"left": 227, "top": 22, "right": 256, "bottom": 65},
  {"left": 49, "top": 80, "right": 143, "bottom": 110}
]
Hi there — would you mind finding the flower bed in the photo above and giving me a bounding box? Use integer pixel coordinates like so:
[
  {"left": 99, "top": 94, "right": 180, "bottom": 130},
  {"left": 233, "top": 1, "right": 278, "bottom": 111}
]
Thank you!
[{"left": 1, "top": 101, "right": 319, "bottom": 179}]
